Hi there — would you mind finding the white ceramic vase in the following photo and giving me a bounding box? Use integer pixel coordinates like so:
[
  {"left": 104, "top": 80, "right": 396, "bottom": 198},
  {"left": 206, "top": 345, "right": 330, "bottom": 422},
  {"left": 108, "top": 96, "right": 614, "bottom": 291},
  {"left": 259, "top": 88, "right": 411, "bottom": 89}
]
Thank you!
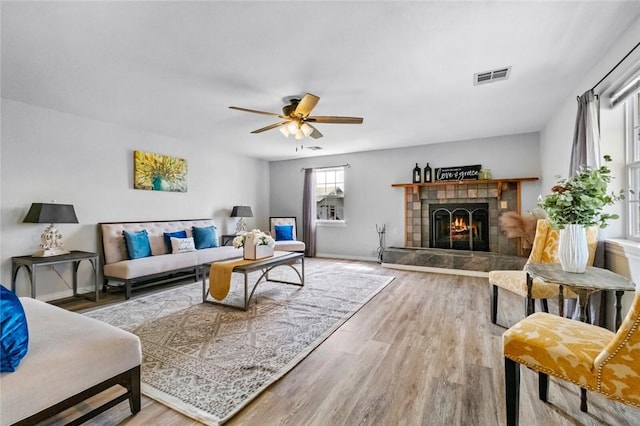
[{"left": 557, "top": 224, "right": 588, "bottom": 273}]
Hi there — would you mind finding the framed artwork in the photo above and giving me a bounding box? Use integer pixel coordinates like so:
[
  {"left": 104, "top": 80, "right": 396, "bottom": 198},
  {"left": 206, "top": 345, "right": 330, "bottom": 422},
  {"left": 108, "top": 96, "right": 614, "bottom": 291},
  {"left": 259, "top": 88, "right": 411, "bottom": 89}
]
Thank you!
[{"left": 134, "top": 150, "right": 187, "bottom": 192}]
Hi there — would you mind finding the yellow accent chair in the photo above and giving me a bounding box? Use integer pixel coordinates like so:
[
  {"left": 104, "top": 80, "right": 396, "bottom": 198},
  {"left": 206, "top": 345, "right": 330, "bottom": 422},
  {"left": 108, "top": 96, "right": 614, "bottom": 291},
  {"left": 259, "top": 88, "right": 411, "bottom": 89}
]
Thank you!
[
  {"left": 489, "top": 219, "right": 598, "bottom": 325},
  {"left": 502, "top": 290, "right": 640, "bottom": 425}
]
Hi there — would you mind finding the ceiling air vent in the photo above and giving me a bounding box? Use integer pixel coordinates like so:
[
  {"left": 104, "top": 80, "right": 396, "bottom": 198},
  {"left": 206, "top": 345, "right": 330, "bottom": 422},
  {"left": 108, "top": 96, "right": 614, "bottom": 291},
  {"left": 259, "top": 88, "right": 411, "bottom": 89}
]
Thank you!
[
  {"left": 307, "top": 146, "right": 323, "bottom": 151},
  {"left": 473, "top": 67, "right": 512, "bottom": 86}
]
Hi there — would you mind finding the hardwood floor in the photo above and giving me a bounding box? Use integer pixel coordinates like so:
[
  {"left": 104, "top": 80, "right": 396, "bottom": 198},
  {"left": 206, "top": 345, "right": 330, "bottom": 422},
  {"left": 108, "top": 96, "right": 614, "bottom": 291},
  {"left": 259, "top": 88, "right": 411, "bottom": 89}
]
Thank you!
[{"left": 50, "top": 258, "right": 640, "bottom": 425}]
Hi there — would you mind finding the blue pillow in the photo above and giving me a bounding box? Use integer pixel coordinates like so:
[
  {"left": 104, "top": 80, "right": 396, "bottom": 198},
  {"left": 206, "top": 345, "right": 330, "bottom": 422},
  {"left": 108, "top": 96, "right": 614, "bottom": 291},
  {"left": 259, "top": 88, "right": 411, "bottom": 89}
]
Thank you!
[
  {"left": 123, "top": 229, "right": 152, "bottom": 259},
  {"left": 163, "top": 230, "right": 187, "bottom": 252},
  {"left": 0, "top": 285, "right": 29, "bottom": 372},
  {"left": 192, "top": 226, "right": 218, "bottom": 249},
  {"left": 274, "top": 225, "right": 294, "bottom": 241}
]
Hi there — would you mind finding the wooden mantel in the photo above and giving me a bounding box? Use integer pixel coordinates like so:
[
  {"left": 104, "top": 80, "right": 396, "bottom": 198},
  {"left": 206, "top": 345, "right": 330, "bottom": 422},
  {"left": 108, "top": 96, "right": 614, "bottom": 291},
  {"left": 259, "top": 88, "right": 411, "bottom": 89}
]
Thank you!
[{"left": 392, "top": 177, "right": 538, "bottom": 200}]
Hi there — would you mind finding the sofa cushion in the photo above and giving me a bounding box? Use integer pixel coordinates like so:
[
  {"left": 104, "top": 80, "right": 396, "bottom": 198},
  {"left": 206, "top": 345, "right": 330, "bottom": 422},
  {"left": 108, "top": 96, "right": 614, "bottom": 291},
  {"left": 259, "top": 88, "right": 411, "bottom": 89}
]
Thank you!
[
  {"left": 123, "top": 229, "right": 151, "bottom": 260},
  {"left": 103, "top": 252, "right": 199, "bottom": 280},
  {"left": 274, "top": 225, "right": 294, "bottom": 241},
  {"left": 0, "top": 285, "right": 29, "bottom": 372},
  {"left": 163, "top": 230, "right": 187, "bottom": 252},
  {"left": 195, "top": 246, "right": 243, "bottom": 264},
  {"left": 274, "top": 240, "right": 306, "bottom": 252},
  {"left": 193, "top": 225, "right": 218, "bottom": 249}
]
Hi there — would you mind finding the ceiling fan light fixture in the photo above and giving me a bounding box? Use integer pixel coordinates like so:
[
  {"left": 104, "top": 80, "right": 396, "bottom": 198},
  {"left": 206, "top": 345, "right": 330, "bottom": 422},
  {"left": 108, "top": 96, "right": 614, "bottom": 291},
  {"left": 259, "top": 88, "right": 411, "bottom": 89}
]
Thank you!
[
  {"left": 287, "top": 122, "right": 298, "bottom": 133},
  {"left": 301, "top": 122, "right": 313, "bottom": 137},
  {"left": 295, "top": 129, "right": 304, "bottom": 140},
  {"left": 279, "top": 126, "right": 290, "bottom": 137}
]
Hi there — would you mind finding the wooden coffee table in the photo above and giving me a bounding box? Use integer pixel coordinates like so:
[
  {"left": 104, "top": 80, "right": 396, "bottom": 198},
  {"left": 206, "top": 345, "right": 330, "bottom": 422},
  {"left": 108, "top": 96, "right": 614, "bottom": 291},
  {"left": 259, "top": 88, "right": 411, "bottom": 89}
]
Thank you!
[{"left": 202, "top": 251, "right": 304, "bottom": 310}]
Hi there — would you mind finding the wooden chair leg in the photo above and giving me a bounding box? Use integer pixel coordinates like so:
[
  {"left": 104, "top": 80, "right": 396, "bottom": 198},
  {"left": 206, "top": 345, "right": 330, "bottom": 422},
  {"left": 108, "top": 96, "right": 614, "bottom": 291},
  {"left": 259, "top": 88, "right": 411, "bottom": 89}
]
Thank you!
[
  {"left": 524, "top": 298, "right": 536, "bottom": 317},
  {"left": 538, "top": 372, "right": 549, "bottom": 402},
  {"left": 505, "top": 357, "right": 520, "bottom": 426},
  {"left": 541, "top": 299, "right": 549, "bottom": 313},
  {"left": 491, "top": 285, "right": 498, "bottom": 324}
]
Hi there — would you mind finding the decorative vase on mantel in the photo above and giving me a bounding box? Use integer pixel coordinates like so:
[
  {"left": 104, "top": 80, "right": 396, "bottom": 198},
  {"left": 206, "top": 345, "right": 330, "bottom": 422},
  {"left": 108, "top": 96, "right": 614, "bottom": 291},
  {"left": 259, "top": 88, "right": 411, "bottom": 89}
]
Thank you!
[{"left": 557, "top": 224, "right": 589, "bottom": 273}]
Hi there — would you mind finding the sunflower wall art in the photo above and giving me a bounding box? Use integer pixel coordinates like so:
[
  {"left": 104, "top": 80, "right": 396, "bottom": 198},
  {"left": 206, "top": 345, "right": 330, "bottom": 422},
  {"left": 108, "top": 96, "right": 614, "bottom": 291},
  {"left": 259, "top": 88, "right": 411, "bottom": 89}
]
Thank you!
[{"left": 133, "top": 150, "right": 188, "bottom": 192}]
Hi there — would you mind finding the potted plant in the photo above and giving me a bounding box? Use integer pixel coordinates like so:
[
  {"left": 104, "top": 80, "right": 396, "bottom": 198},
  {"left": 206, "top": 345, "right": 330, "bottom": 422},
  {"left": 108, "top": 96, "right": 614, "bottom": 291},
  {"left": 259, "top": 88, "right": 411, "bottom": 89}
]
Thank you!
[
  {"left": 233, "top": 229, "right": 276, "bottom": 260},
  {"left": 537, "top": 155, "right": 625, "bottom": 272}
]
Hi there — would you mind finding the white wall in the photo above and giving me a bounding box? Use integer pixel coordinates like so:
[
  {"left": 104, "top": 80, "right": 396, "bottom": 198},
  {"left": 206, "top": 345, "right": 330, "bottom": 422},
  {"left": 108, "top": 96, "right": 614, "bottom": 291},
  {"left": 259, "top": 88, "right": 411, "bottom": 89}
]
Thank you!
[
  {"left": 539, "top": 16, "right": 640, "bottom": 328},
  {"left": 270, "top": 133, "right": 541, "bottom": 260},
  {"left": 1, "top": 99, "right": 270, "bottom": 300}
]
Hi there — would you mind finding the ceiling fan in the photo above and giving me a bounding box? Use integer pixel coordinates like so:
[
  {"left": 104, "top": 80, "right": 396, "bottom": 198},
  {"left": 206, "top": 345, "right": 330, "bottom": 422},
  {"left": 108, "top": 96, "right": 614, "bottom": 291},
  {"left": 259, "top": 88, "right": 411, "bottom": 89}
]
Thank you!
[{"left": 229, "top": 93, "right": 363, "bottom": 140}]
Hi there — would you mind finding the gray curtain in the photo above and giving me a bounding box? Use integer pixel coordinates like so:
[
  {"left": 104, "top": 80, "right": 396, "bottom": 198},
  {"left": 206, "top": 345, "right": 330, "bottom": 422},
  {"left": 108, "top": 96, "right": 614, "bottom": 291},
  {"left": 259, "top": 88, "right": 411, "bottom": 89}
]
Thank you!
[
  {"left": 302, "top": 168, "right": 316, "bottom": 257},
  {"left": 569, "top": 90, "right": 601, "bottom": 173},
  {"left": 566, "top": 89, "right": 604, "bottom": 325}
]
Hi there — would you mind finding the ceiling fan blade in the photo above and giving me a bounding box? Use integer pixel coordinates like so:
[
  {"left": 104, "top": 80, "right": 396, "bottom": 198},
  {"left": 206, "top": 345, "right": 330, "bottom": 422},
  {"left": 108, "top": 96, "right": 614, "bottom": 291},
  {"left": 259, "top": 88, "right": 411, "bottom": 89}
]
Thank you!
[
  {"left": 308, "top": 124, "right": 323, "bottom": 139},
  {"left": 229, "top": 106, "right": 284, "bottom": 118},
  {"left": 294, "top": 93, "right": 320, "bottom": 117},
  {"left": 307, "top": 116, "right": 364, "bottom": 124},
  {"left": 250, "top": 121, "right": 290, "bottom": 134}
]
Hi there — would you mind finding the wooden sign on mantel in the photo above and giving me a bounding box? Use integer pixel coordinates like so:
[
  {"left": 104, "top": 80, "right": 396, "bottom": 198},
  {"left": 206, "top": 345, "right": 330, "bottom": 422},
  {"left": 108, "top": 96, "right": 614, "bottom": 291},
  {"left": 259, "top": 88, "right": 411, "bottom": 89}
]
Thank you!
[{"left": 435, "top": 164, "right": 481, "bottom": 181}]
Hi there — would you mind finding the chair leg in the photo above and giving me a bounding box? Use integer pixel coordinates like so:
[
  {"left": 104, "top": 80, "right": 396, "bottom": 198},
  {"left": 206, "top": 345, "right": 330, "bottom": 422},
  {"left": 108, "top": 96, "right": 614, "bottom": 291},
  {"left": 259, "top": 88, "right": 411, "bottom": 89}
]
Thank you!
[
  {"left": 524, "top": 298, "right": 536, "bottom": 317},
  {"left": 541, "top": 299, "right": 549, "bottom": 313},
  {"left": 505, "top": 357, "right": 520, "bottom": 426},
  {"left": 538, "top": 372, "right": 549, "bottom": 402},
  {"left": 491, "top": 285, "right": 498, "bottom": 324}
]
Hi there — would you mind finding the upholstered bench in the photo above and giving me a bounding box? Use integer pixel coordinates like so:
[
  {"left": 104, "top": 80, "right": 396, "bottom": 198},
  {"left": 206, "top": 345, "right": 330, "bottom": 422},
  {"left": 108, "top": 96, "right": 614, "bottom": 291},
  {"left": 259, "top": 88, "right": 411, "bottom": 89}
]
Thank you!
[{"left": 0, "top": 297, "right": 141, "bottom": 425}]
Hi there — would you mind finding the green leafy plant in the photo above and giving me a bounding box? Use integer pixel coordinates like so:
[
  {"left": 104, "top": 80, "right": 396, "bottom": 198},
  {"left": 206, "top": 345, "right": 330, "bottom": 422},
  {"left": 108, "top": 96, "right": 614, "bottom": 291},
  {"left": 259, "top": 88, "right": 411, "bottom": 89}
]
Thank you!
[{"left": 538, "top": 155, "right": 626, "bottom": 229}]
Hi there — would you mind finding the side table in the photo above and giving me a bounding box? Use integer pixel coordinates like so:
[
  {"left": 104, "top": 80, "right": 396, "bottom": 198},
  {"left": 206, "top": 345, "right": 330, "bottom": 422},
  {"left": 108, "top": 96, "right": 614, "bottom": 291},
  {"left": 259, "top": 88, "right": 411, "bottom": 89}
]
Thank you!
[
  {"left": 221, "top": 234, "right": 237, "bottom": 246},
  {"left": 525, "top": 262, "right": 635, "bottom": 413},
  {"left": 11, "top": 251, "right": 100, "bottom": 301}
]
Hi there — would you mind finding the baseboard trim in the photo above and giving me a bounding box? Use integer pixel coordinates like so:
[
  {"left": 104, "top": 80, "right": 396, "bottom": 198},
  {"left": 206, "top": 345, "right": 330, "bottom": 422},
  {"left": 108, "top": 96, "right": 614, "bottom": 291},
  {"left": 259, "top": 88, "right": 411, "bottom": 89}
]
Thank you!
[{"left": 381, "top": 263, "right": 489, "bottom": 278}]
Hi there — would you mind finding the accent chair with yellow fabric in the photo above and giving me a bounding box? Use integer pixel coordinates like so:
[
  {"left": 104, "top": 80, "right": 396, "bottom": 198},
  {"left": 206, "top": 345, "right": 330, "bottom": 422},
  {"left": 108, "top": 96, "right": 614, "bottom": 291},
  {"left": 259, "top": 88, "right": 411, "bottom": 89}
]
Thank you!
[
  {"left": 502, "top": 290, "right": 640, "bottom": 426},
  {"left": 489, "top": 219, "right": 598, "bottom": 325}
]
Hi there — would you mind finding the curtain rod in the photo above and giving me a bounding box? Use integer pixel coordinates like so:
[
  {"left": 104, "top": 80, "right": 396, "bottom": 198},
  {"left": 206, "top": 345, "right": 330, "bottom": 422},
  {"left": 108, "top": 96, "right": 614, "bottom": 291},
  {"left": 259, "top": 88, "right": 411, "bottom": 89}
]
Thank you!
[
  {"left": 300, "top": 163, "right": 351, "bottom": 172},
  {"left": 590, "top": 41, "right": 640, "bottom": 92}
]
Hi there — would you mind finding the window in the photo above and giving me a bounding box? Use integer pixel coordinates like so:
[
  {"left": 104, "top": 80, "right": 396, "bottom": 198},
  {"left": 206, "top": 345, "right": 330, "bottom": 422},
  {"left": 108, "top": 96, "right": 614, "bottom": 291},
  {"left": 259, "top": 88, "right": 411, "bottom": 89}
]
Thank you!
[
  {"left": 625, "top": 89, "right": 640, "bottom": 241},
  {"left": 315, "top": 166, "right": 345, "bottom": 221}
]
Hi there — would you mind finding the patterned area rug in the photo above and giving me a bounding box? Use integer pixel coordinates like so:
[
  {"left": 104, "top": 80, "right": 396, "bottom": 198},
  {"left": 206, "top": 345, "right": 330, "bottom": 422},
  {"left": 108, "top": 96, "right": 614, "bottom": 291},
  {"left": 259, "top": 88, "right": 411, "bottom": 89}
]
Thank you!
[{"left": 84, "top": 269, "right": 394, "bottom": 425}]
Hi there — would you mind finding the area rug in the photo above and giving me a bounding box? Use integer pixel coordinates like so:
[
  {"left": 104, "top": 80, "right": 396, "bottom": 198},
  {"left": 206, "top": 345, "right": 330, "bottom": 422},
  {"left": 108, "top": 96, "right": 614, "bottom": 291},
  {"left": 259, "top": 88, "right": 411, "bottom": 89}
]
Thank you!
[{"left": 84, "top": 269, "right": 394, "bottom": 425}]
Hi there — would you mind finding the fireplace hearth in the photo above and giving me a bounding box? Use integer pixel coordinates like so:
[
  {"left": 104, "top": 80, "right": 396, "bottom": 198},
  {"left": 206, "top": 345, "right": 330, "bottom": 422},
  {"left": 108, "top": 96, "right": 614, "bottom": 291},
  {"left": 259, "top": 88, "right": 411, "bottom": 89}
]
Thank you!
[{"left": 429, "top": 203, "right": 489, "bottom": 251}]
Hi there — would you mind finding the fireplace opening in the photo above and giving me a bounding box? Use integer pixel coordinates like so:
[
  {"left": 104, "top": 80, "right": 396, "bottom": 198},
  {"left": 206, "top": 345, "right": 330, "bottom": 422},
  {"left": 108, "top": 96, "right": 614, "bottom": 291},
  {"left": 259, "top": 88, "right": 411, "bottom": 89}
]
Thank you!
[{"left": 429, "top": 203, "right": 489, "bottom": 251}]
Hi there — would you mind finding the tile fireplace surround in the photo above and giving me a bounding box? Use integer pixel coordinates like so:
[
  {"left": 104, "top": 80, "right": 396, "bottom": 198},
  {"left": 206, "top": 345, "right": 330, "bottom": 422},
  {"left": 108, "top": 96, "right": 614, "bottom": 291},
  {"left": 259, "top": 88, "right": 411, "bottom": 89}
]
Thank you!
[{"left": 385, "top": 178, "right": 538, "bottom": 273}]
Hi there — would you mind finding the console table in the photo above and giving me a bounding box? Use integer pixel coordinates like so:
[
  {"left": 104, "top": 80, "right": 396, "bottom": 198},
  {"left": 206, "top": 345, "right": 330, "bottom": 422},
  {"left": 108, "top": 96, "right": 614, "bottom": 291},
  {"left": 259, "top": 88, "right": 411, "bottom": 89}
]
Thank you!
[{"left": 11, "top": 251, "right": 100, "bottom": 301}]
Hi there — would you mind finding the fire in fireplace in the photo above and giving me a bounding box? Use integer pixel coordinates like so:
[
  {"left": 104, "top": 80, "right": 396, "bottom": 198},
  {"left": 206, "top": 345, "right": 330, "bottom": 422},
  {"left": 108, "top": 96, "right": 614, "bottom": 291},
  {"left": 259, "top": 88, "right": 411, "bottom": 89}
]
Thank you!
[{"left": 429, "top": 203, "right": 489, "bottom": 251}]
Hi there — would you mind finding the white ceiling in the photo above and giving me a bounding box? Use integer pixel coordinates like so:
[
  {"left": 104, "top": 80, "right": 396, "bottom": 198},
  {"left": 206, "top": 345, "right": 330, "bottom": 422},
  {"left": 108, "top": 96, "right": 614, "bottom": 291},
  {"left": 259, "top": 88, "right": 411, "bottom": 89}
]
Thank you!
[{"left": 3, "top": 1, "right": 640, "bottom": 161}]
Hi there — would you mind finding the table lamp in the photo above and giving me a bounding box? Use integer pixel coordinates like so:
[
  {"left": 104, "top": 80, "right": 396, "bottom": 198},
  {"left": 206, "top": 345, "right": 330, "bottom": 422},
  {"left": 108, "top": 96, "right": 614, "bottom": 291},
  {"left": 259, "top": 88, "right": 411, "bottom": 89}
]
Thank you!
[
  {"left": 230, "top": 205, "right": 253, "bottom": 234},
  {"left": 23, "top": 203, "right": 79, "bottom": 257}
]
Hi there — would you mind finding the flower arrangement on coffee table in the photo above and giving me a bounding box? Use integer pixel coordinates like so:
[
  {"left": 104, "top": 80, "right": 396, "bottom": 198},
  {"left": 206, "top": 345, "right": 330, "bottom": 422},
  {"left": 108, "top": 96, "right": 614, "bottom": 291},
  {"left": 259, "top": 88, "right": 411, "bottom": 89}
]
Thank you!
[
  {"left": 232, "top": 229, "right": 275, "bottom": 248},
  {"left": 233, "top": 229, "right": 276, "bottom": 260}
]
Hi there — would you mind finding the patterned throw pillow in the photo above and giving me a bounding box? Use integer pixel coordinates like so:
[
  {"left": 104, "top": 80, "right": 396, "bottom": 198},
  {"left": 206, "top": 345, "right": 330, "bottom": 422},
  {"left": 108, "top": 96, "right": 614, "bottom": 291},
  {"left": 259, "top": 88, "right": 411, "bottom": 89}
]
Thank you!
[
  {"left": 170, "top": 237, "right": 197, "bottom": 254},
  {"left": 163, "top": 230, "right": 188, "bottom": 252}
]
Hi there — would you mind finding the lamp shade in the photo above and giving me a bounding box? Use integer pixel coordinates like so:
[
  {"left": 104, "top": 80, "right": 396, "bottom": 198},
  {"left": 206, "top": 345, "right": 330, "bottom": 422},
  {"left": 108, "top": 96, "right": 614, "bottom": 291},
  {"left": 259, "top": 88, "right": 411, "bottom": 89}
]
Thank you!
[
  {"left": 23, "top": 203, "right": 78, "bottom": 224},
  {"left": 230, "top": 206, "right": 253, "bottom": 218}
]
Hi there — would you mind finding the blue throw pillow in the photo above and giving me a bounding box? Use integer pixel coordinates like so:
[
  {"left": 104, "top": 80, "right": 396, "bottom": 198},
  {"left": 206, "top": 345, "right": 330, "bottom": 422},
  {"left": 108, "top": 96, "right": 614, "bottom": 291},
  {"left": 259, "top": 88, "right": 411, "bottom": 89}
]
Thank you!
[
  {"left": 163, "top": 230, "right": 187, "bottom": 253},
  {"left": 192, "top": 225, "right": 218, "bottom": 249},
  {"left": 0, "top": 285, "right": 29, "bottom": 372},
  {"left": 274, "top": 225, "right": 294, "bottom": 241},
  {"left": 123, "top": 229, "right": 152, "bottom": 259}
]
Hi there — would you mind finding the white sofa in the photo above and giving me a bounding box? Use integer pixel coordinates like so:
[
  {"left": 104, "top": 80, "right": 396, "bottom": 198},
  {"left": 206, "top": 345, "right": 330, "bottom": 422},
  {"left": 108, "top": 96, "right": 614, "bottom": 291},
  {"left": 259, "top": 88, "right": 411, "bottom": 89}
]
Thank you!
[
  {"left": 0, "top": 297, "right": 141, "bottom": 425},
  {"left": 100, "top": 219, "right": 242, "bottom": 299}
]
